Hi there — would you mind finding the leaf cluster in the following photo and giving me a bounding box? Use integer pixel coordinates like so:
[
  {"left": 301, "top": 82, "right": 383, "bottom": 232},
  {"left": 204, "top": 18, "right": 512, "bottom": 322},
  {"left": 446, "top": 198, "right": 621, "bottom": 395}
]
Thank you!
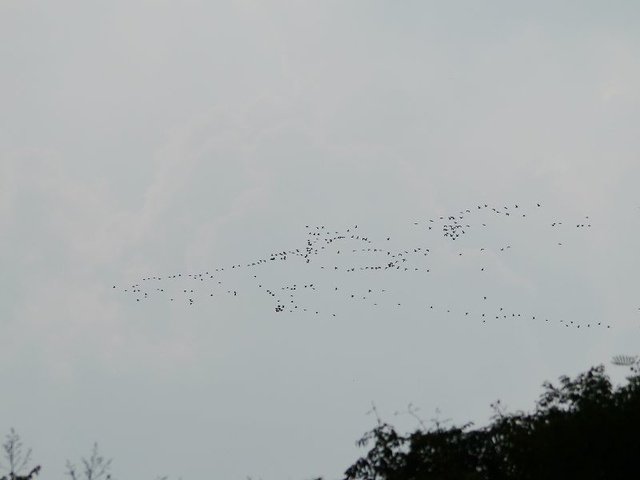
[{"left": 344, "top": 365, "right": 640, "bottom": 480}]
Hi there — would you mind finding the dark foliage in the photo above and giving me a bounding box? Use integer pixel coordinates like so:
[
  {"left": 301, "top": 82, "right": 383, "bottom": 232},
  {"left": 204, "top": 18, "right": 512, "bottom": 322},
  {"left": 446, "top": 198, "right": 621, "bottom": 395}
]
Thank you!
[{"left": 344, "top": 365, "right": 640, "bottom": 480}]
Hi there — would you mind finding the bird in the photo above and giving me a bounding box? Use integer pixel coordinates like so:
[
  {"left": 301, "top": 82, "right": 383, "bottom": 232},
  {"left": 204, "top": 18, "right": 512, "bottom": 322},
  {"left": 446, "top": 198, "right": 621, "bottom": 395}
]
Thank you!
[{"left": 117, "top": 202, "right": 604, "bottom": 335}]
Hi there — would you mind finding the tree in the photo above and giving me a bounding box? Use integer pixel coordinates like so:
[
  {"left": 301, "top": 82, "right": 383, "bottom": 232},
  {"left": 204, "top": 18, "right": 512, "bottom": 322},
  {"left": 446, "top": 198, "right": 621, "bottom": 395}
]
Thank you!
[
  {"left": 0, "top": 429, "right": 41, "bottom": 480},
  {"left": 343, "top": 365, "right": 640, "bottom": 480},
  {"left": 66, "top": 443, "right": 112, "bottom": 480}
]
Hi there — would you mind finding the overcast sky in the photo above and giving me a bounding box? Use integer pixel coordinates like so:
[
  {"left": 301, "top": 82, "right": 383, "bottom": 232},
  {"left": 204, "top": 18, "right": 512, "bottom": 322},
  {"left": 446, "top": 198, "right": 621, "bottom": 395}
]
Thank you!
[{"left": 2, "top": 1, "right": 640, "bottom": 479}]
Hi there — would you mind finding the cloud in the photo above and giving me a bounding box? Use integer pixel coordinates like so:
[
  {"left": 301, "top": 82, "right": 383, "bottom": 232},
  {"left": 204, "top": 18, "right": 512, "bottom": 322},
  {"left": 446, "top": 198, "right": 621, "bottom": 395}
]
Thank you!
[{"left": 2, "top": 2, "right": 640, "bottom": 479}]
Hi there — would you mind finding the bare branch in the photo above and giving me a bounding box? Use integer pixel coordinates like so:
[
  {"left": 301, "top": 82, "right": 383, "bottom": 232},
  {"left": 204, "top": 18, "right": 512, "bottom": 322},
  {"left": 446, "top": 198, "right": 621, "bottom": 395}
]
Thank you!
[
  {"left": 66, "top": 443, "right": 112, "bottom": 480},
  {"left": 0, "top": 429, "right": 37, "bottom": 478},
  {"left": 611, "top": 355, "right": 638, "bottom": 366}
]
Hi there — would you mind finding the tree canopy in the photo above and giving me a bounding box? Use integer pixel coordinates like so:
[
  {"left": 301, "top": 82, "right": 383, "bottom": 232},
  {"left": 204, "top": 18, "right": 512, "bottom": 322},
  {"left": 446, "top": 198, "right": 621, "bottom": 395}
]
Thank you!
[{"left": 343, "top": 365, "right": 640, "bottom": 480}]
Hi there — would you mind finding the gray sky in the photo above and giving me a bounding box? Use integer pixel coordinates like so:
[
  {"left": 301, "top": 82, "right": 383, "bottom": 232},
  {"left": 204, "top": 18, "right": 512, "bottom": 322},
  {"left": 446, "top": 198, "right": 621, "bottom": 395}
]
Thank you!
[{"left": 2, "top": 1, "right": 640, "bottom": 479}]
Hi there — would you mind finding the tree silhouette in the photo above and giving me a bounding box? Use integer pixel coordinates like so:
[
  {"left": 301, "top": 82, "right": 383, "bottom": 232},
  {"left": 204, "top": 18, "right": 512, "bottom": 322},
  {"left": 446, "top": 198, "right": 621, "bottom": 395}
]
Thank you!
[
  {"left": 0, "top": 429, "right": 41, "bottom": 480},
  {"left": 66, "top": 443, "right": 112, "bottom": 480},
  {"left": 0, "top": 431, "right": 175, "bottom": 480},
  {"left": 343, "top": 365, "right": 640, "bottom": 480}
]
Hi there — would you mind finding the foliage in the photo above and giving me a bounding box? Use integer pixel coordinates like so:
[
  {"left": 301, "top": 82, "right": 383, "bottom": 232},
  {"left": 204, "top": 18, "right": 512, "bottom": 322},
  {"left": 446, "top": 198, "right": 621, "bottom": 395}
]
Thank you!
[{"left": 343, "top": 365, "right": 640, "bottom": 480}]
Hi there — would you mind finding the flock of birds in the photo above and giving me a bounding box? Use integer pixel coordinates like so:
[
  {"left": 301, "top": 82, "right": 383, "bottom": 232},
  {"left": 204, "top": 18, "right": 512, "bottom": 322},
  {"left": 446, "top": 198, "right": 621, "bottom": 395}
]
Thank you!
[{"left": 114, "top": 201, "right": 619, "bottom": 331}]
